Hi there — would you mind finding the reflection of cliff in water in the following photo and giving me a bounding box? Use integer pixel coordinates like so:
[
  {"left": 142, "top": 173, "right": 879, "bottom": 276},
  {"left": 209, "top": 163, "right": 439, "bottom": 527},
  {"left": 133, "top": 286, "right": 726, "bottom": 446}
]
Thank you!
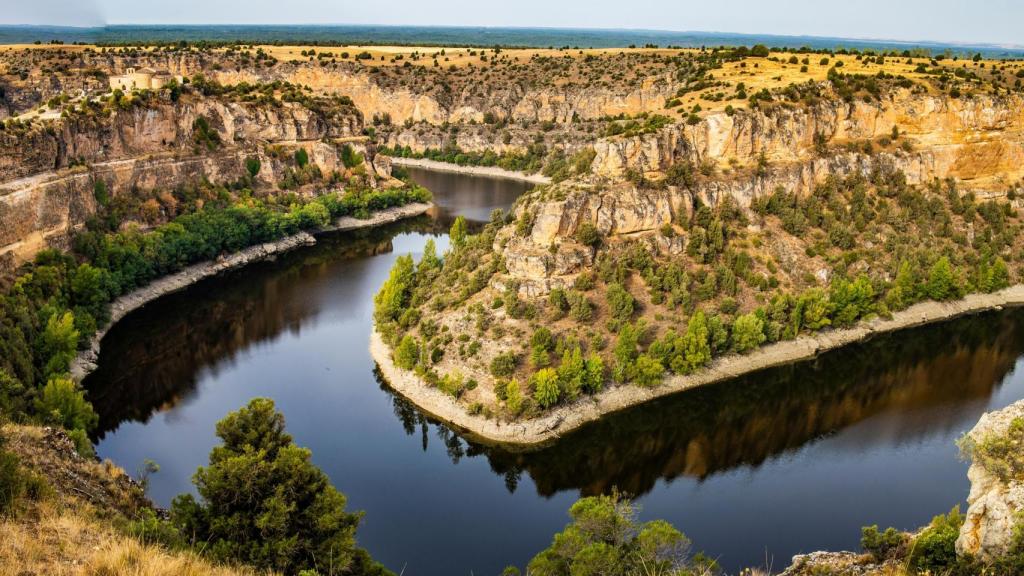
[
  {"left": 384, "top": 308, "right": 1024, "bottom": 498},
  {"left": 86, "top": 221, "right": 430, "bottom": 437}
]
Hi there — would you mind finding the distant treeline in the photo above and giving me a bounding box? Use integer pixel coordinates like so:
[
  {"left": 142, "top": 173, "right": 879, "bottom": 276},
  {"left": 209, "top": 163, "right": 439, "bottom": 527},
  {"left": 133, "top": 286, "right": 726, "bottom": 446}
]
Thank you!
[{"left": 2, "top": 25, "right": 1023, "bottom": 58}]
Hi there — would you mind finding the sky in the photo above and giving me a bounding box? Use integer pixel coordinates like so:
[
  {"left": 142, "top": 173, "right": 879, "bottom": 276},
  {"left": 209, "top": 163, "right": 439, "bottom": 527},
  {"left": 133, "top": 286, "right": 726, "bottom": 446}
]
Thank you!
[{"left": 3, "top": 0, "right": 1023, "bottom": 47}]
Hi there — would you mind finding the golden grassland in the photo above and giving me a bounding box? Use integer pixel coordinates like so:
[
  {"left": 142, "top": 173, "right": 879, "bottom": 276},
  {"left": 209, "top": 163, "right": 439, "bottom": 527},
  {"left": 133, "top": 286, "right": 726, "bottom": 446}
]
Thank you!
[
  {"left": 0, "top": 501, "right": 270, "bottom": 576},
  {"left": 6, "top": 42, "right": 1022, "bottom": 118},
  {"left": 1, "top": 425, "right": 273, "bottom": 576}
]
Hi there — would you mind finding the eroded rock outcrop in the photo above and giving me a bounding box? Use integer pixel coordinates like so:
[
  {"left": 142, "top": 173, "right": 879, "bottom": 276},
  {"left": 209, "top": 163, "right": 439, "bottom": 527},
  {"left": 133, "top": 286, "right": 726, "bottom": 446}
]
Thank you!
[
  {"left": 956, "top": 399, "right": 1024, "bottom": 560},
  {"left": 592, "top": 91, "right": 1024, "bottom": 196}
]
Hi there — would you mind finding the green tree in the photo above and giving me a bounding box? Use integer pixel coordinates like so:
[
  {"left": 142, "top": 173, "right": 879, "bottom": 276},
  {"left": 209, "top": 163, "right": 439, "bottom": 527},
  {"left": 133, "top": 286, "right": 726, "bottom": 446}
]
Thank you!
[
  {"left": 449, "top": 216, "right": 468, "bottom": 248},
  {"left": 582, "top": 353, "right": 605, "bottom": 393},
  {"left": 505, "top": 378, "right": 524, "bottom": 415},
  {"left": 633, "top": 354, "right": 665, "bottom": 387},
  {"left": 527, "top": 494, "right": 701, "bottom": 576},
  {"left": 682, "top": 311, "right": 712, "bottom": 372},
  {"left": 886, "top": 260, "right": 918, "bottom": 310},
  {"left": 606, "top": 283, "right": 635, "bottom": 323},
  {"left": 171, "top": 399, "right": 369, "bottom": 574},
  {"left": 419, "top": 239, "right": 441, "bottom": 272},
  {"left": 574, "top": 221, "right": 602, "bottom": 248},
  {"left": 532, "top": 368, "right": 561, "bottom": 408},
  {"left": 374, "top": 255, "right": 416, "bottom": 327},
  {"left": 294, "top": 148, "right": 309, "bottom": 168},
  {"left": 731, "top": 313, "right": 766, "bottom": 353},
  {"left": 38, "top": 311, "right": 79, "bottom": 379},
  {"left": 394, "top": 335, "right": 420, "bottom": 370},
  {"left": 926, "top": 257, "right": 961, "bottom": 301},
  {"left": 34, "top": 377, "right": 98, "bottom": 456},
  {"left": 612, "top": 323, "right": 642, "bottom": 382},
  {"left": 556, "top": 347, "right": 585, "bottom": 401},
  {"left": 795, "top": 288, "right": 831, "bottom": 332}
]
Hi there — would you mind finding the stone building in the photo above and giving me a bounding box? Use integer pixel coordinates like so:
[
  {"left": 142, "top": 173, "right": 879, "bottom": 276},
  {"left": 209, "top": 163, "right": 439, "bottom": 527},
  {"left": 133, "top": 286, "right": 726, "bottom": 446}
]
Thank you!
[{"left": 108, "top": 67, "right": 179, "bottom": 91}]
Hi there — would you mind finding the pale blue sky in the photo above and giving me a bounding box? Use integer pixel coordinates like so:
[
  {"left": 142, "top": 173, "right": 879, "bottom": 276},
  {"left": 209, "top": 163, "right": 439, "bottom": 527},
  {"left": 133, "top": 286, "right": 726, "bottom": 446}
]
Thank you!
[{"left": 4, "top": 0, "right": 1022, "bottom": 46}]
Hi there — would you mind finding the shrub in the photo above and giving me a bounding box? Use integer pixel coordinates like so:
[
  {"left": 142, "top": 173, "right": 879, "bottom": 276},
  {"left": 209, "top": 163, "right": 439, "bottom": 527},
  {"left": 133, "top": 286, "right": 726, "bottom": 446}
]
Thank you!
[
  {"left": 527, "top": 494, "right": 705, "bottom": 576},
  {"left": 34, "top": 377, "right": 98, "bottom": 436},
  {"left": 490, "top": 352, "right": 518, "bottom": 378},
  {"left": 505, "top": 379, "right": 524, "bottom": 415},
  {"left": 731, "top": 313, "right": 766, "bottom": 353},
  {"left": 861, "top": 525, "right": 909, "bottom": 562},
  {"left": 926, "top": 256, "right": 961, "bottom": 301},
  {"left": 575, "top": 222, "right": 602, "bottom": 247},
  {"left": 606, "top": 283, "right": 635, "bottom": 323},
  {"left": 633, "top": 354, "right": 665, "bottom": 387},
  {"left": 170, "top": 398, "right": 367, "bottom": 574},
  {"left": 394, "top": 335, "right": 420, "bottom": 370},
  {"left": 909, "top": 507, "right": 964, "bottom": 573},
  {"left": 959, "top": 417, "right": 1024, "bottom": 483},
  {"left": 532, "top": 368, "right": 561, "bottom": 408}
]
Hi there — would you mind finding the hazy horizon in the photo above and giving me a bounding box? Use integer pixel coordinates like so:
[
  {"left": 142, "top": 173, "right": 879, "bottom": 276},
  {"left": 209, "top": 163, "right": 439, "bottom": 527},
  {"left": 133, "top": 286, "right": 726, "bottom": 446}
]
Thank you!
[{"left": 3, "top": 0, "right": 1022, "bottom": 47}]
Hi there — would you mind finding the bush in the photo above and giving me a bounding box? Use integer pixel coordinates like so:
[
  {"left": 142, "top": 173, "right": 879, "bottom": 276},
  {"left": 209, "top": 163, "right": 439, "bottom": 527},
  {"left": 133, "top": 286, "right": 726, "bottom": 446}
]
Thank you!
[
  {"left": 532, "top": 368, "right": 561, "bottom": 408},
  {"left": 731, "top": 313, "right": 765, "bottom": 353},
  {"left": 606, "top": 283, "right": 635, "bottom": 323},
  {"left": 575, "top": 222, "right": 602, "bottom": 247},
  {"left": 910, "top": 507, "right": 964, "bottom": 573},
  {"left": 861, "top": 525, "right": 909, "bottom": 562},
  {"left": 490, "top": 352, "right": 518, "bottom": 378},
  {"left": 527, "top": 494, "right": 706, "bottom": 576},
  {"left": 394, "top": 335, "right": 420, "bottom": 370},
  {"left": 170, "top": 398, "right": 370, "bottom": 574},
  {"left": 34, "top": 377, "right": 98, "bottom": 435},
  {"left": 926, "top": 257, "right": 961, "bottom": 301}
]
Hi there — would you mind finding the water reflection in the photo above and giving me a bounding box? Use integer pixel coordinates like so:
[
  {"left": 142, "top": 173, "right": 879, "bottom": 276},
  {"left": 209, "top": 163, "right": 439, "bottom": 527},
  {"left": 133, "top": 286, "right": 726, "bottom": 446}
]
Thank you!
[
  {"left": 383, "top": 308, "right": 1024, "bottom": 498},
  {"left": 84, "top": 168, "right": 1024, "bottom": 575}
]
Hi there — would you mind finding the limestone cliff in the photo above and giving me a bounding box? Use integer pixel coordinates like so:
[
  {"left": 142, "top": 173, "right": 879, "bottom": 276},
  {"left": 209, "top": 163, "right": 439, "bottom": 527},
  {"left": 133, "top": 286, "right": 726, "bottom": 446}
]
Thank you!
[
  {"left": 591, "top": 91, "right": 1024, "bottom": 196},
  {"left": 0, "top": 92, "right": 366, "bottom": 272},
  {"left": 957, "top": 399, "right": 1024, "bottom": 560}
]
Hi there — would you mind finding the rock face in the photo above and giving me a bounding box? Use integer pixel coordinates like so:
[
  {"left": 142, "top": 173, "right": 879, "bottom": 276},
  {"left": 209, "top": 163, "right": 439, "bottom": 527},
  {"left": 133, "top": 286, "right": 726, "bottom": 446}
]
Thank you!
[
  {"left": 0, "top": 96, "right": 365, "bottom": 272},
  {"left": 956, "top": 399, "right": 1024, "bottom": 560},
  {"left": 591, "top": 91, "right": 1024, "bottom": 197},
  {"left": 0, "top": 98, "right": 360, "bottom": 182}
]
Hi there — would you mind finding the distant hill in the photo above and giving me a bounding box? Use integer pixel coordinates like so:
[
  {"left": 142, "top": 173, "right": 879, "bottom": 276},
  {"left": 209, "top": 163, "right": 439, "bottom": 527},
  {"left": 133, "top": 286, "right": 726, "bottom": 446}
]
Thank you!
[{"left": 1, "top": 24, "right": 1022, "bottom": 58}]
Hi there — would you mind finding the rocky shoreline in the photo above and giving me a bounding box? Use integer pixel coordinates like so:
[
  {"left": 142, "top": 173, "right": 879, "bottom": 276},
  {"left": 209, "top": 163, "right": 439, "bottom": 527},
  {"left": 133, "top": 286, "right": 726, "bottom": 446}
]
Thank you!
[
  {"left": 71, "top": 202, "right": 432, "bottom": 381},
  {"left": 372, "top": 284, "right": 1024, "bottom": 448},
  {"left": 390, "top": 157, "right": 552, "bottom": 185}
]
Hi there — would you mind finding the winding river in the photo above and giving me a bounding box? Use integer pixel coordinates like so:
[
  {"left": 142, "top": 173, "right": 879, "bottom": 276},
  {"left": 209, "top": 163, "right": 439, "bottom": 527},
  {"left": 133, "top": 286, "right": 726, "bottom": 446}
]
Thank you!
[{"left": 85, "top": 168, "right": 1024, "bottom": 575}]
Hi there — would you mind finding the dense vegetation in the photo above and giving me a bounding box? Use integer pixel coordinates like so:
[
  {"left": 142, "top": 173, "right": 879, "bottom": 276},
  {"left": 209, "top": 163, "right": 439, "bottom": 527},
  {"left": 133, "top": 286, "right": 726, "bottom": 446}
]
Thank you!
[
  {"left": 378, "top": 166, "right": 1021, "bottom": 421},
  {"left": 0, "top": 176, "right": 428, "bottom": 455},
  {"left": 860, "top": 506, "right": 1024, "bottom": 574},
  {"left": 168, "top": 398, "right": 391, "bottom": 575},
  {"left": 522, "top": 493, "right": 718, "bottom": 576}
]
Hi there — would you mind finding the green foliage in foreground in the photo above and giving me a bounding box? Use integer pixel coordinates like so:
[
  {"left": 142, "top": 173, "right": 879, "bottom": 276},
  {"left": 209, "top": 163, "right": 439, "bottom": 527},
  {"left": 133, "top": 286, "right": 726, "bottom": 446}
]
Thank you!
[
  {"left": 525, "top": 493, "right": 718, "bottom": 576},
  {"left": 171, "top": 398, "right": 392, "bottom": 576},
  {"left": 862, "top": 506, "right": 1024, "bottom": 575}
]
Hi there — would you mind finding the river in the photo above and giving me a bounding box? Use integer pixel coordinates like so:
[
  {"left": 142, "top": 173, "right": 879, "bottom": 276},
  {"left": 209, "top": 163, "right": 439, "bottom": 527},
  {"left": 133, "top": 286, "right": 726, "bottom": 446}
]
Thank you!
[{"left": 85, "top": 167, "right": 1024, "bottom": 575}]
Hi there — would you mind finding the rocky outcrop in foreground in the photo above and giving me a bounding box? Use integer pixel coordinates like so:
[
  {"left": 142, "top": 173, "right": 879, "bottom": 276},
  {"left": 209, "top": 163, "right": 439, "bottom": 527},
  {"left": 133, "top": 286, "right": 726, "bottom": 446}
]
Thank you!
[{"left": 957, "top": 399, "right": 1024, "bottom": 560}]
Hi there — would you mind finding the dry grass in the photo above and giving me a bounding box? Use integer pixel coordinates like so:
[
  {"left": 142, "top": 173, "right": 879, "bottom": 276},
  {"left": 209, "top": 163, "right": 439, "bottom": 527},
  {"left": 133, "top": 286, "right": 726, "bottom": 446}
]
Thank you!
[
  {"left": 0, "top": 500, "right": 270, "bottom": 576},
  {"left": 0, "top": 425, "right": 274, "bottom": 576}
]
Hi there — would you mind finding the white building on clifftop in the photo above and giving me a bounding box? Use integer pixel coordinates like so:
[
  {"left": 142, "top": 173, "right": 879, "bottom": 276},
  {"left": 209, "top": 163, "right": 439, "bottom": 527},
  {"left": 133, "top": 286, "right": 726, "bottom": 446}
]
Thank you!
[{"left": 109, "top": 67, "right": 180, "bottom": 91}]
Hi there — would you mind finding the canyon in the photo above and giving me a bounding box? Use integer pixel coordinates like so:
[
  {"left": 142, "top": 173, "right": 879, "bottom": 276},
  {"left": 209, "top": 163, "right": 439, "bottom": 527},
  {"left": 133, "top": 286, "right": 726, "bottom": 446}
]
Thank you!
[{"left": 3, "top": 40, "right": 1024, "bottom": 575}]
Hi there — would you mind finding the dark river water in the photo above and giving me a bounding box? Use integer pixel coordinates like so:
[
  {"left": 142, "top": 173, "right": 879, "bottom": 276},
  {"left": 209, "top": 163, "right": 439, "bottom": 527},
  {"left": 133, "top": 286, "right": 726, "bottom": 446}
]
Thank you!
[{"left": 86, "top": 167, "right": 1024, "bottom": 575}]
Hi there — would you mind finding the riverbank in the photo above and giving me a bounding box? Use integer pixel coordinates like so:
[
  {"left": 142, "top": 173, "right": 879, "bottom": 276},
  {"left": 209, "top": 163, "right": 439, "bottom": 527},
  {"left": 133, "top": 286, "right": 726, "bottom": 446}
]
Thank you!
[
  {"left": 371, "top": 284, "right": 1024, "bottom": 448},
  {"left": 71, "top": 202, "right": 432, "bottom": 381},
  {"left": 390, "top": 157, "right": 552, "bottom": 185}
]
